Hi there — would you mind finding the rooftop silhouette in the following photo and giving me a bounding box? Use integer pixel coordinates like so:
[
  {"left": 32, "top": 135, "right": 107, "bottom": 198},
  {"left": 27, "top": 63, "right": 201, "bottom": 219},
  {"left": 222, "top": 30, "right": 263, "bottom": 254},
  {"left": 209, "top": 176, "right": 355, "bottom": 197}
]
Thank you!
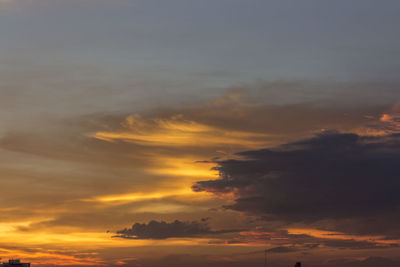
[{"left": 2, "top": 260, "right": 30, "bottom": 267}]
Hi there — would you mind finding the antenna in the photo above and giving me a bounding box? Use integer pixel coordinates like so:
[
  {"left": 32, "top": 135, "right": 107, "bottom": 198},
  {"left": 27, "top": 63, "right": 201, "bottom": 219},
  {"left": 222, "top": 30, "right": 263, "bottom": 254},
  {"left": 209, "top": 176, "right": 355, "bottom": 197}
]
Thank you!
[{"left": 264, "top": 249, "right": 267, "bottom": 267}]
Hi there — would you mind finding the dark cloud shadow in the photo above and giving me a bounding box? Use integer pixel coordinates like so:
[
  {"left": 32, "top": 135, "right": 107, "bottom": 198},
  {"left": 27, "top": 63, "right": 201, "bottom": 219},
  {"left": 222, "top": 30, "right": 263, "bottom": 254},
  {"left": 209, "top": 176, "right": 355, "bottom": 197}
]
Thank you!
[
  {"left": 114, "top": 219, "right": 244, "bottom": 239},
  {"left": 193, "top": 132, "right": 400, "bottom": 237}
]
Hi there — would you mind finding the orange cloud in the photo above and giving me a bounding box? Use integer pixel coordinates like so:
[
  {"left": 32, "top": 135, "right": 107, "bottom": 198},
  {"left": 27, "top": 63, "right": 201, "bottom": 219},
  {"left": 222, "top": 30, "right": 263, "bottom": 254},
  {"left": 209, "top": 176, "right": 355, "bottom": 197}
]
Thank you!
[{"left": 380, "top": 106, "right": 400, "bottom": 130}]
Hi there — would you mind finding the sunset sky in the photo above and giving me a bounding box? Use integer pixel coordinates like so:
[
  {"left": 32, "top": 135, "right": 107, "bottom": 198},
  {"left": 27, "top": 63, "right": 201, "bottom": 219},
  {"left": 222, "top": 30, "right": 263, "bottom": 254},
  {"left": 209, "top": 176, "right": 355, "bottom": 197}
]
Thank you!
[{"left": 1, "top": 1, "right": 400, "bottom": 267}]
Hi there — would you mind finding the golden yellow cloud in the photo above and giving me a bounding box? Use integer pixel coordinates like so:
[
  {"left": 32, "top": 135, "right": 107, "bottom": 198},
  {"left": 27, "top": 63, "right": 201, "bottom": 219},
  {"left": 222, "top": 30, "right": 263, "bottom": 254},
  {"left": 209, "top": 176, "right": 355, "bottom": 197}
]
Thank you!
[{"left": 92, "top": 115, "right": 269, "bottom": 148}]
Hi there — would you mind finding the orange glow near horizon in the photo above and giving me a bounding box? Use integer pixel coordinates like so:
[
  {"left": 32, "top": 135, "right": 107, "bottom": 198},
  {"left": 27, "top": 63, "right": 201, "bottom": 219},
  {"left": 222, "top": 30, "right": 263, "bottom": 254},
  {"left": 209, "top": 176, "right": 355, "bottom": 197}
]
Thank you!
[
  {"left": 287, "top": 228, "right": 400, "bottom": 245},
  {"left": 1, "top": 108, "right": 400, "bottom": 265}
]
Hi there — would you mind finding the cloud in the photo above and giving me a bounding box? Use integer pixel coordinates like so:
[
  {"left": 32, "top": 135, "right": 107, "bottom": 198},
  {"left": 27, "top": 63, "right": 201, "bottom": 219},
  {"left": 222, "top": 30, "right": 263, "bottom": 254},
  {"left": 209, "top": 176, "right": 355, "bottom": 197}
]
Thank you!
[
  {"left": 114, "top": 219, "right": 243, "bottom": 239},
  {"left": 266, "top": 246, "right": 298, "bottom": 253},
  {"left": 0, "top": 87, "right": 398, "bottom": 263},
  {"left": 317, "top": 257, "right": 400, "bottom": 267},
  {"left": 193, "top": 131, "right": 400, "bottom": 236},
  {"left": 92, "top": 114, "right": 269, "bottom": 148},
  {"left": 378, "top": 101, "right": 400, "bottom": 132},
  {"left": 229, "top": 229, "right": 398, "bottom": 251},
  {"left": 77, "top": 254, "right": 400, "bottom": 267}
]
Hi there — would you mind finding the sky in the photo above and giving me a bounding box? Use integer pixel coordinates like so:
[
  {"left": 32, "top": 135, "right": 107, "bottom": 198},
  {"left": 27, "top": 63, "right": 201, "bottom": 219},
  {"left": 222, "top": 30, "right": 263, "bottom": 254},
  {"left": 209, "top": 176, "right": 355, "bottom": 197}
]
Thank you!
[{"left": 0, "top": 0, "right": 400, "bottom": 266}]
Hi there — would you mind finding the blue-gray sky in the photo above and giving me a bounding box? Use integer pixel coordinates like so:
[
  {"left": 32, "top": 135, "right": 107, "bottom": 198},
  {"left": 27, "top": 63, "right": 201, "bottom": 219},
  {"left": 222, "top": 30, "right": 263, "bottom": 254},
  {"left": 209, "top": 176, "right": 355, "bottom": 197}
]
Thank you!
[{"left": 1, "top": 0, "right": 400, "bottom": 117}]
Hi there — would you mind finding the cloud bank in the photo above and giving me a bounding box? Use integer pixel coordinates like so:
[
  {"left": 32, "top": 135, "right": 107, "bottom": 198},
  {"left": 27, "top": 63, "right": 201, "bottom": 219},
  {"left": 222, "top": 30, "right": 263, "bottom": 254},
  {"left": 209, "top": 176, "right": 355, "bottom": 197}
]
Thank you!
[
  {"left": 115, "top": 219, "right": 242, "bottom": 239},
  {"left": 193, "top": 132, "right": 400, "bottom": 236}
]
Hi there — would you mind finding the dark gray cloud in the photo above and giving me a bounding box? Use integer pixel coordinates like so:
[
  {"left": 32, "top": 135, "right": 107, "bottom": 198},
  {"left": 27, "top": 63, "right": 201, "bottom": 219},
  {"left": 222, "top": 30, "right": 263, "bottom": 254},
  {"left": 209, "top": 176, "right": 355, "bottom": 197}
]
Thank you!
[
  {"left": 193, "top": 132, "right": 400, "bottom": 236},
  {"left": 69, "top": 255, "right": 400, "bottom": 267},
  {"left": 233, "top": 229, "right": 397, "bottom": 251},
  {"left": 316, "top": 257, "right": 400, "bottom": 267},
  {"left": 266, "top": 246, "right": 298, "bottom": 253},
  {"left": 115, "top": 219, "right": 243, "bottom": 239}
]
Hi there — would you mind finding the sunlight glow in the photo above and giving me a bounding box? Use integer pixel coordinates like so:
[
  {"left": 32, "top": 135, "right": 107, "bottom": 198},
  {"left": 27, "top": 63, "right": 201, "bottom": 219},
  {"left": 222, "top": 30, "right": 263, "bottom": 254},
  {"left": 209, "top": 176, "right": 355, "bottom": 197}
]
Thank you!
[
  {"left": 87, "top": 188, "right": 197, "bottom": 203},
  {"left": 92, "top": 115, "right": 269, "bottom": 148}
]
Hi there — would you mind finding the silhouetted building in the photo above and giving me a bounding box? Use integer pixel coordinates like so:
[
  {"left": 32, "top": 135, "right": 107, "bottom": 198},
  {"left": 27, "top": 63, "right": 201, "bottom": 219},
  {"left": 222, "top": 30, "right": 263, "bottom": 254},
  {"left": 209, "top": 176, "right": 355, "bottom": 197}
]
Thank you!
[
  {"left": 294, "top": 262, "right": 301, "bottom": 267},
  {"left": 2, "top": 260, "right": 30, "bottom": 267}
]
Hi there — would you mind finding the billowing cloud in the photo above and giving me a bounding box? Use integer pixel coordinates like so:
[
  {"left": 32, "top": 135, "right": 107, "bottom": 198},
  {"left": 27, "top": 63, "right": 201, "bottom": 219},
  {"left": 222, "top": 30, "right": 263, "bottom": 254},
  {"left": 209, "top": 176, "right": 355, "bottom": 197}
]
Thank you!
[
  {"left": 193, "top": 132, "right": 400, "bottom": 236},
  {"left": 115, "top": 219, "right": 243, "bottom": 240}
]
